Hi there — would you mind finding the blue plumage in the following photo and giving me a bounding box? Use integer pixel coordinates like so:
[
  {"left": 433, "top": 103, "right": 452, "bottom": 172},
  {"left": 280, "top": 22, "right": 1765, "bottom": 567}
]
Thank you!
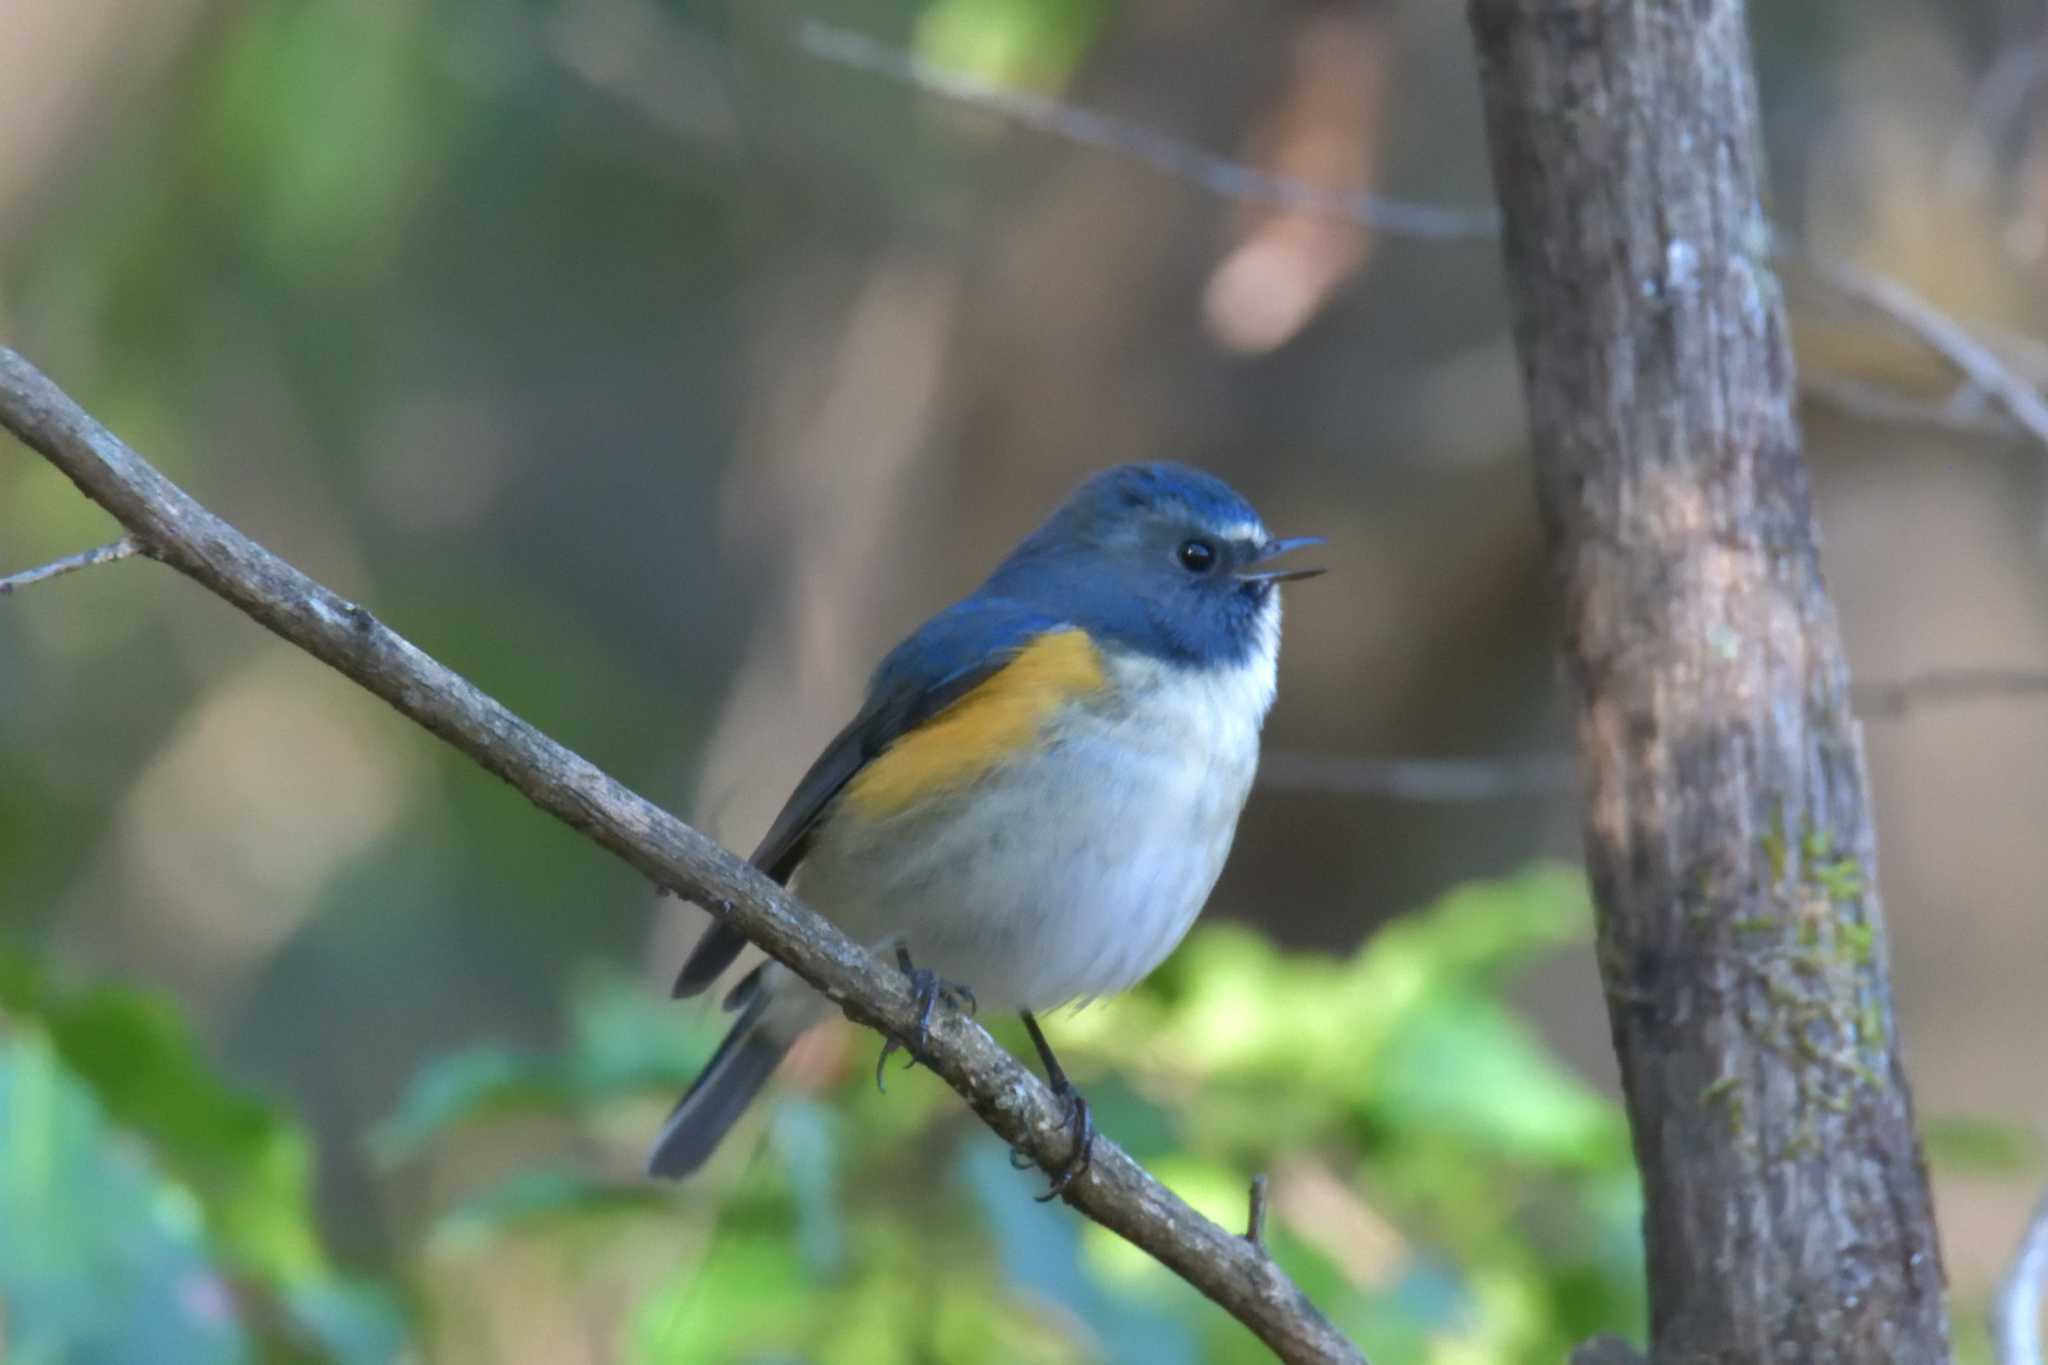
[
  {"left": 984, "top": 463, "right": 1275, "bottom": 667},
  {"left": 870, "top": 463, "right": 1274, "bottom": 709},
  {"left": 868, "top": 597, "right": 1067, "bottom": 706},
  {"left": 862, "top": 463, "right": 1266, "bottom": 694}
]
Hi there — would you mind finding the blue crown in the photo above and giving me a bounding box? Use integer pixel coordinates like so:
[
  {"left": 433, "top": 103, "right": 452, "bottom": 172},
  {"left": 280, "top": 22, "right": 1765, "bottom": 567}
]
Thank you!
[{"left": 1059, "top": 463, "right": 1264, "bottom": 538}]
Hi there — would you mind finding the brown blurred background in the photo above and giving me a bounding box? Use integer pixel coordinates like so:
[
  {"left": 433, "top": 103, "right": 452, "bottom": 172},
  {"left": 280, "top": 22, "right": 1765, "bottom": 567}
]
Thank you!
[{"left": 3, "top": 0, "right": 2046, "bottom": 1355}]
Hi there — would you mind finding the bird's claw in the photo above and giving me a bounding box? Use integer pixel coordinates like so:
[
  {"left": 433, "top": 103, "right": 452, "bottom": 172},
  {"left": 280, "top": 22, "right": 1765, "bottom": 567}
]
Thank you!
[
  {"left": 874, "top": 949, "right": 976, "bottom": 1093},
  {"left": 906, "top": 966, "right": 976, "bottom": 1051},
  {"left": 873, "top": 1035, "right": 915, "bottom": 1093},
  {"left": 1031, "top": 1087, "right": 1094, "bottom": 1202}
]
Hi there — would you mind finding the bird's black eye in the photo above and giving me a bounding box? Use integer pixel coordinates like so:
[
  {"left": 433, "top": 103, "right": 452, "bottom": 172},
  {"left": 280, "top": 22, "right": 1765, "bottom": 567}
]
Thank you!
[{"left": 1177, "top": 538, "right": 1218, "bottom": 573}]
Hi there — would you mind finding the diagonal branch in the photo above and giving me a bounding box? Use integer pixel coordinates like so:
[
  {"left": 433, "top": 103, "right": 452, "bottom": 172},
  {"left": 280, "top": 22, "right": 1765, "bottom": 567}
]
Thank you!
[
  {"left": 0, "top": 345, "right": 1364, "bottom": 1365},
  {"left": 0, "top": 535, "right": 141, "bottom": 595}
]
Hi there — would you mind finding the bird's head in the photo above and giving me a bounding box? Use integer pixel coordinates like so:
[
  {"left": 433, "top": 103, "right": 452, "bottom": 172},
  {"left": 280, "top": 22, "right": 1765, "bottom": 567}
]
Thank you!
[{"left": 985, "top": 462, "right": 1323, "bottom": 668}]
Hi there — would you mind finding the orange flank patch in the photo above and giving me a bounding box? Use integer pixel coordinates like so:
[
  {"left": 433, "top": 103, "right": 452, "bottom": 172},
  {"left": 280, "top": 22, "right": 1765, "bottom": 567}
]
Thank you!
[{"left": 844, "top": 629, "right": 1106, "bottom": 818}]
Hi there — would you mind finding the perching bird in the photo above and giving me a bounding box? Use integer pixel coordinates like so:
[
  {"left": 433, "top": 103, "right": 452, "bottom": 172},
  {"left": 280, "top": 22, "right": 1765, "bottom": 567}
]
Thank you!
[{"left": 650, "top": 463, "right": 1322, "bottom": 1191}]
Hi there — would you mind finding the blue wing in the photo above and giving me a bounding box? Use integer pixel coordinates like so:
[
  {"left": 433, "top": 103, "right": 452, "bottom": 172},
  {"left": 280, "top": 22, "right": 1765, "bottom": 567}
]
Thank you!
[{"left": 670, "top": 597, "right": 1065, "bottom": 997}]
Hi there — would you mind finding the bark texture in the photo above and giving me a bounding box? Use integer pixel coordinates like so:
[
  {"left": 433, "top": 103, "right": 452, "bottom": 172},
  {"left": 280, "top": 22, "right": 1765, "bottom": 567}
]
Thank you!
[{"left": 1465, "top": 3, "right": 1951, "bottom": 1361}]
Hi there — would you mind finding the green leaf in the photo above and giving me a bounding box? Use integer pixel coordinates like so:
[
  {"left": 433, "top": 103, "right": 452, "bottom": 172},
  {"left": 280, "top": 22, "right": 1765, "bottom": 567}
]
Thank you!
[
  {"left": 373, "top": 967, "right": 719, "bottom": 1164},
  {"left": 432, "top": 1168, "right": 667, "bottom": 1251},
  {"left": 1352, "top": 865, "right": 1594, "bottom": 1000},
  {"left": 1922, "top": 1114, "right": 2046, "bottom": 1177},
  {"left": 0, "top": 1029, "right": 248, "bottom": 1365},
  {"left": 912, "top": 0, "right": 1114, "bottom": 89},
  {"left": 285, "top": 1280, "right": 410, "bottom": 1365},
  {"left": 631, "top": 1228, "right": 808, "bottom": 1363},
  {"left": 1111, "top": 865, "right": 1595, "bottom": 1112},
  {"left": 960, "top": 1138, "right": 1195, "bottom": 1365},
  {"left": 369, "top": 1043, "right": 568, "bottom": 1166},
  {"left": 201, "top": 3, "right": 449, "bottom": 282},
  {"left": 1372, "top": 993, "right": 1626, "bottom": 1168},
  {"left": 769, "top": 1099, "right": 846, "bottom": 1276},
  {"left": 0, "top": 952, "right": 323, "bottom": 1282},
  {"left": 564, "top": 966, "right": 723, "bottom": 1097},
  {"left": 0, "top": 951, "right": 408, "bottom": 1361}
]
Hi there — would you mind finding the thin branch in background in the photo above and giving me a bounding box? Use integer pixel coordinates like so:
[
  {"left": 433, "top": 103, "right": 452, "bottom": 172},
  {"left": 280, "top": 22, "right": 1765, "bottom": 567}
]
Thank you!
[
  {"left": 545, "top": 0, "right": 736, "bottom": 152},
  {"left": 1852, "top": 668, "right": 2048, "bottom": 720},
  {"left": 793, "top": 21, "right": 2048, "bottom": 459},
  {"left": 1943, "top": 28, "right": 2048, "bottom": 199},
  {"left": 1260, "top": 666, "right": 2048, "bottom": 800},
  {"left": 1802, "top": 375, "right": 2024, "bottom": 442},
  {"left": 0, "top": 535, "right": 140, "bottom": 596},
  {"left": 1994, "top": 1187, "right": 2048, "bottom": 1365},
  {"left": 1246, "top": 1173, "right": 1270, "bottom": 1251},
  {"left": 1984, "top": 319, "right": 2048, "bottom": 390},
  {"left": 1942, "top": 17, "right": 2048, "bottom": 263},
  {"left": 1801, "top": 259, "right": 2048, "bottom": 454},
  {"left": 793, "top": 20, "right": 1501, "bottom": 243},
  {"left": 0, "top": 347, "right": 1366, "bottom": 1365},
  {"left": 1258, "top": 750, "right": 1574, "bottom": 800}
]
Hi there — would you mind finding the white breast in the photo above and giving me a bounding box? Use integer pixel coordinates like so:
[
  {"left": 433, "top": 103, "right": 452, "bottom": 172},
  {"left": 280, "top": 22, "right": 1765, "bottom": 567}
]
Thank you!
[{"left": 794, "top": 599, "right": 1281, "bottom": 1014}]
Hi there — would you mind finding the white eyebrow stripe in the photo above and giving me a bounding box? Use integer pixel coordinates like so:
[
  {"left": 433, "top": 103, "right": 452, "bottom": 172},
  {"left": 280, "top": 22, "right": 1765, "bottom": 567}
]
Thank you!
[{"left": 1212, "top": 521, "right": 1267, "bottom": 543}]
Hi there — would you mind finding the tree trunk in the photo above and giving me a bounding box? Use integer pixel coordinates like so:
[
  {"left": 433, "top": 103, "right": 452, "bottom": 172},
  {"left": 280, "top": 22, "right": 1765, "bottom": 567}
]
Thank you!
[{"left": 1464, "top": 3, "right": 1952, "bottom": 1361}]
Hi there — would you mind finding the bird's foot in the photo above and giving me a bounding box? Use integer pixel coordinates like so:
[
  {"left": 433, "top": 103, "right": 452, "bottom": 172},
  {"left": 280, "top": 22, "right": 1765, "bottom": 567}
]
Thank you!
[
  {"left": 873, "top": 947, "right": 976, "bottom": 1093},
  {"left": 1011, "top": 1009, "right": 1094, "bottom": 1198},
  {"left": 1032, "top": 1085, "right": 1094, "bottom": 1202}
]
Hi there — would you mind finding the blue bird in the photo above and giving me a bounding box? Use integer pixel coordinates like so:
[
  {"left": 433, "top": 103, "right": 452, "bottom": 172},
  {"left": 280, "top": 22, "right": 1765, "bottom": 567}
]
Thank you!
[{"left": 650, "top": 463, "right": 1322, "bottom": 1193}]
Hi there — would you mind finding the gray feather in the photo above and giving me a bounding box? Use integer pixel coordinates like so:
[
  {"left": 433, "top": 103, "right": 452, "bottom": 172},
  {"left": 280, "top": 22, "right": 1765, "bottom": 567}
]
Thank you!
[{"left": 647, "top": 995, "right": 791, "bottom": 1179}]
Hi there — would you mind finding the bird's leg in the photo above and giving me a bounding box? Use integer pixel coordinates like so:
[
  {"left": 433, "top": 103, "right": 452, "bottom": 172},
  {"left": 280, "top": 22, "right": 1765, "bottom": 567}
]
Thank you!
[
  {"left": 873, "top": 944, "right": 977, "bottom": 1093},
  {"left": 1016, "top": 1010, "right": 1094, "bottom": 1201}
]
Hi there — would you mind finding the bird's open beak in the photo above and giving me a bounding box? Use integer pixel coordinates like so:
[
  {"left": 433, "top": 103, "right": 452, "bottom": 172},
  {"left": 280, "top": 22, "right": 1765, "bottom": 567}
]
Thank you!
[{"left": 1238, "top": 535, "right": 1327, "bottom": 584}]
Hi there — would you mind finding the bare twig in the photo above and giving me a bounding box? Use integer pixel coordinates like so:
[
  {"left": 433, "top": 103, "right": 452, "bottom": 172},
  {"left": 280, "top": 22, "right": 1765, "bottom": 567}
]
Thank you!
[
  {"left": 794, "top": 20, "right": 1499, "bottom": 243},
  {"left": 1852, "top": 668, "right": 2048, "bottom": 719},
  {"left": 1258, "top": 749, "right": 1574, "bottom": 800},
  {"left": 1994, "top": 1187, "right": 2048, "bottom": 1365},
  {"left": 0, "top": 348, "right": 1363, "bottom": 1365},
  {"left": 1943, "top": 27, "right": 2048, "bottom": 198},
  {"left": 0, "top": 535, "right": 140, "bottom": 595},
  {"left": 1263, "top": 661, "right": 2048, "bottom": 802},
  {"left": 1802, "top": 375, "right": 2024, "bottom": 442},
  {"left": 1246, "top": 1173, "right": 1270, "bottom": 1251},
  {"left": 1980, "top": 321, "right": 2048, "bottom": 392},
  {"left": 546, "top": 0, "right": 735, "bottom": 150},
  {"left": 795, "top": 22, "right": 2048, "bottom": 458},
  {"left": 1802, "top": 259, "right": 2048, "bottom": 454}
]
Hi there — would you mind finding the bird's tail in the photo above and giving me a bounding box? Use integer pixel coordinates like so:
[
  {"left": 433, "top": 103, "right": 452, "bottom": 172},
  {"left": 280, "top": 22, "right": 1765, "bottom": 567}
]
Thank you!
[{"left": 647, "top": 982, "right": 793, "bottom": 1179}]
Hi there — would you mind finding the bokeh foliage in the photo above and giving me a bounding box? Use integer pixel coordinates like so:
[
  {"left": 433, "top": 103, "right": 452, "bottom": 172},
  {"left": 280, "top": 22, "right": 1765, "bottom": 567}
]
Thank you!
[
  {"left": 3, "top": 867, "right": 1652, "bottom": 1362},
  {"left": 0, "top": 952, "right": 403, "bottom": 1363},
  {"left": 6, "top": 0, "right": 2048, "bottom": 1360}
]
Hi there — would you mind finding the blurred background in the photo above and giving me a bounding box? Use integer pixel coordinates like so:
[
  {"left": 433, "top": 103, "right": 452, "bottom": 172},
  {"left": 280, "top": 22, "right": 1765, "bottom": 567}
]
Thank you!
[{"left": 3, "top": 0, "right": 2047, "bottom": 1360}]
